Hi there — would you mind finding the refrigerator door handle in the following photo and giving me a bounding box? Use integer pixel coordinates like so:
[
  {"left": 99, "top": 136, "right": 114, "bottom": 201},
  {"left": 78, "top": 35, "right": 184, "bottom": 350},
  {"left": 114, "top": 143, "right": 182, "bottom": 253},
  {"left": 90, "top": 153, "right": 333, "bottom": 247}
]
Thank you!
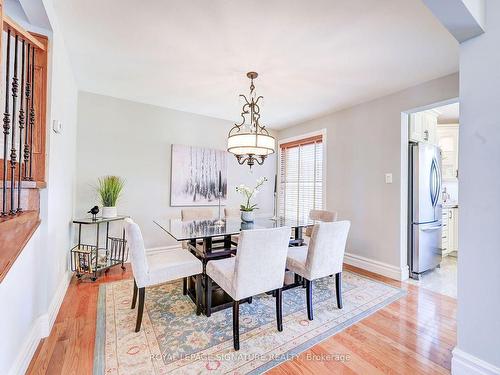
[{"left": 430, "top": 158, "right": 440, "bottom": 207}]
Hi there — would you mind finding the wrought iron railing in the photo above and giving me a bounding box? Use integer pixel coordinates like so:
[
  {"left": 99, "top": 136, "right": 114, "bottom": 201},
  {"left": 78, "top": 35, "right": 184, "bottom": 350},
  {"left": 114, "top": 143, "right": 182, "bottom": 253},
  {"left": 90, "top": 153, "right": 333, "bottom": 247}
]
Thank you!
[{"left": 0, "top": 16, "right": 45, "bottom": 216}]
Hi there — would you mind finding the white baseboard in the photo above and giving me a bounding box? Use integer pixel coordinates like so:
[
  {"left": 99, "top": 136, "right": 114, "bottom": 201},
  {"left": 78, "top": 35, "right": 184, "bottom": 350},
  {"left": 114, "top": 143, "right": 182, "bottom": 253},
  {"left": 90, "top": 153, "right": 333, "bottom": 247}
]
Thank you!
[
  {"left": 8, "top": 315, "right": 45, "bottom": 375},
  {"left": 344, "top": 252, "right": 407, "bottom": 281},
  {"left": 8, "top": 271, "right": 72, "bottom": 375},
  {"left": 146, "top": 245, "right": 182, "bottom": 254},
  {"left": 43, "top": 270, "right": 72, "bottom": 336},
  {"left": 452, "top": 348, "right": 500, "bottom": 375}
]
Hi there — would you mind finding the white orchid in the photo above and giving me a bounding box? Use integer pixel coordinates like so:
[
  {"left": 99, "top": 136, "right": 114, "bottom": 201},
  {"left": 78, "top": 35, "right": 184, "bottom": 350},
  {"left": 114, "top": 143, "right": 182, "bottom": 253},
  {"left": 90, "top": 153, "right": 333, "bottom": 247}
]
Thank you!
[{"left": 236, "top": 176, "right": 267, "bottom": 212}]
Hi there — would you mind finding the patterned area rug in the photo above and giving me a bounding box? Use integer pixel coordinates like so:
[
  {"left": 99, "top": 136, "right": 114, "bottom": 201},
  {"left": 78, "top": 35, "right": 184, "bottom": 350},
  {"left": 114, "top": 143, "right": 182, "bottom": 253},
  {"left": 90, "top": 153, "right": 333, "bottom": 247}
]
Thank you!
[{"left": 94, "top": 272, "right": 405, "bottom": 374}]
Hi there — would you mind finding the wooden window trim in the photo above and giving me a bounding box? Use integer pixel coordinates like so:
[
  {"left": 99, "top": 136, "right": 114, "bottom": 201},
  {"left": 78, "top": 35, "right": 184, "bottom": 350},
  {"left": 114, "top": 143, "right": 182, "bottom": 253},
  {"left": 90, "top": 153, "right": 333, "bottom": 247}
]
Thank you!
[{"left": 280, "top": 134, "right": 322, "bottom": 149}]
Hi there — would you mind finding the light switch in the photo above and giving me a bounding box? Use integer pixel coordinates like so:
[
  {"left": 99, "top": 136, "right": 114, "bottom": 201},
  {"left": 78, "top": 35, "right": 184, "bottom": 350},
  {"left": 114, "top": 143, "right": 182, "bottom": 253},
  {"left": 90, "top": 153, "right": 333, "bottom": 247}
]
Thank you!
[
  {"left": 52, "top": 120, "right": 63, "bottom": 134},
  {"left": 385, "top": 173, "right": 393, "bottom": 184}
]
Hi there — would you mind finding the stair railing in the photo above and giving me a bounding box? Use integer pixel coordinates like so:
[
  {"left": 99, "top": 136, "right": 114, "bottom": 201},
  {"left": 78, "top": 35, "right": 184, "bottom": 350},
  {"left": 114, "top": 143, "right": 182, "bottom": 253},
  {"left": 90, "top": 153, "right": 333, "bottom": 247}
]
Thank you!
[{"left": 0, "top": 15, "right": 45, "bottom": 216}]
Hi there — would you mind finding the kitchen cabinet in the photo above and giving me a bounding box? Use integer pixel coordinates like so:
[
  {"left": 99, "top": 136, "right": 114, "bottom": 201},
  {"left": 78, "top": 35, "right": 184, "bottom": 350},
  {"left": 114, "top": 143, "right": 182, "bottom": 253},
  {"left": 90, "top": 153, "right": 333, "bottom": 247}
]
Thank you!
[
  {"left": 442, "top": 207, "right": 459, "bottom": 255},
  {"left": 409, "top": 111, "right": 439, "bottom": 144},
  {"left": 437, "top": 124, "right": 459, "bottom": 180}
]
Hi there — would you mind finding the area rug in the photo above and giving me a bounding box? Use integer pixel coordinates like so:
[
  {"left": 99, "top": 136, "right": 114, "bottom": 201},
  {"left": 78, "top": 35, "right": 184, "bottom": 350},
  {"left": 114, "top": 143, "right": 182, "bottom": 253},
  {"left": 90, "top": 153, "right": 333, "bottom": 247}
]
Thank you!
[{"left": 94, "top": 271, "right": 405, "bottom": 374}]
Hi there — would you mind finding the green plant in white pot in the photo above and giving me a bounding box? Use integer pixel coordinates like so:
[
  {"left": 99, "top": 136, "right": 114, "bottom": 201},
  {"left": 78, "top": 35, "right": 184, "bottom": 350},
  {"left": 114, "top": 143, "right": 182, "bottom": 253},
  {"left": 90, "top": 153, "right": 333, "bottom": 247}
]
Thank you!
[
  {"left": 97, "top": 176, "right": 125, "bottom": 218},
  {"left": 236, "top": 176, "right": 267, "bottom": 222}
]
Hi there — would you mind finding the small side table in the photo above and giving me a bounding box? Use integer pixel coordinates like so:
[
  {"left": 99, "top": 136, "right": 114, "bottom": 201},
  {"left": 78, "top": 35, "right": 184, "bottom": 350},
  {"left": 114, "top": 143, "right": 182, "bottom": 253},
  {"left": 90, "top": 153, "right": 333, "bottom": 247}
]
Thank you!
[{"left": 71, "top": 215, "right": 129, "bottom": 281}]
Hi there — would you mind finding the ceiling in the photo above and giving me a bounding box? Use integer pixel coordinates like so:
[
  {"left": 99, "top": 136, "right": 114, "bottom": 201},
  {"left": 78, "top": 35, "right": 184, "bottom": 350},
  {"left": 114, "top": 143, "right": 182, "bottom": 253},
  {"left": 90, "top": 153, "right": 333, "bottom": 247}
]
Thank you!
[
  {"left": 435, "top": 102, "right": 459, "bottom": 124},
  {"left": 53, "top": 0, "right": 458, "bottom": 129}
]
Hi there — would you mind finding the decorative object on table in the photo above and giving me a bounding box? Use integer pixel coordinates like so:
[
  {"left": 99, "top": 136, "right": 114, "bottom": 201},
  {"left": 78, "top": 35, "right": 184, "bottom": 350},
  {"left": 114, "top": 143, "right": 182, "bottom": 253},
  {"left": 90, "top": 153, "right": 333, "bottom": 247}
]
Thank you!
[
  {"left": 272, "top": 174, "right": 278, "bottom": 220},
  {"left": 87, "top": 205, "right": 99, "bottom": 221},
  {"left": 71, "top": 216, "right": 129, "bottom": 281},
  {"left": 170, "top": 144, "right": 227, "bottom": 206},
  {"left": 97, "top": 175, "right": 125, "bottom": 218},
  {"left": 227, "top": 72, "right": 276, "bottom": 168},
  {"left": 236, "top": 176, "right": 267, "bottom": 222},
  {"left": 240, "top": 221, "right": 254, "bottom": 230},
  {"left": 214, "top": 170, "right": 225, "bottom": 225},
  {"left": 95, "top": 272, "right": 405, "bottom": 374}
]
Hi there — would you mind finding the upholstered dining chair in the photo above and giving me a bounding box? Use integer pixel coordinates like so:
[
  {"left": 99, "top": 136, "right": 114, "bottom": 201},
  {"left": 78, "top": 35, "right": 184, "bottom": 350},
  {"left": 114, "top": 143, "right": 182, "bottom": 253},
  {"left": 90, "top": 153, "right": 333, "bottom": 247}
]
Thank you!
[
  {"left": 181, "top": 207, "right": 215, "bottom": 221},
  {"left": 286, "top": 221, "right": 350, "bottom": 320},
  {"left": 206, "top": 226, "right": 291, "bottom": 351},
  {"left": 224, "top": 207, "right": 240, "bottom": 218},
  {"left": 224, "top": 208, "right": 241, "bottom": 245},
  {"left": 180, "top": 208, "right": 215, "bottom": 251},
  {"left": 180, "top": 208, "right": 218, "bottom": 293},
  {"left": 124, "top": 218, "right": 203, "bottom": 332},
  {"left": 304, "top": 209, "right": 338, "bottom": 238}
]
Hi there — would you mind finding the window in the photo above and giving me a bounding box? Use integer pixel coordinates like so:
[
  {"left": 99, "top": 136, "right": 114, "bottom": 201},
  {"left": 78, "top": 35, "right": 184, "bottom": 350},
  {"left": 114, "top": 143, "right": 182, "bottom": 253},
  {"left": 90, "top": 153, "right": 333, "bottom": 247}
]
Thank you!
[{"left": 279, "top": 134, "right": 323, "bottom": 221}]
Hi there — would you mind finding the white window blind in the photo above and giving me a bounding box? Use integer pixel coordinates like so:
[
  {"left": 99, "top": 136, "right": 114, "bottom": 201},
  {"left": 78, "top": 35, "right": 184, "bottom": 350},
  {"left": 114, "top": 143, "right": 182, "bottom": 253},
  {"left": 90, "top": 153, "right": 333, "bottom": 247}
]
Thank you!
[{"left": 279, "top": 135, "right": 323, "bottom": 222}]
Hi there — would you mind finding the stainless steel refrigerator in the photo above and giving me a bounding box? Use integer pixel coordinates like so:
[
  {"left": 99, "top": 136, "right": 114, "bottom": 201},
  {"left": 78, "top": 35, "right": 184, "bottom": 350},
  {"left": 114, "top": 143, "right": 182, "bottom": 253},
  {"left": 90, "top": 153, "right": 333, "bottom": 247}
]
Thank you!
[{"left": 408, "top": 142, "right": 443, "bottom": 280}]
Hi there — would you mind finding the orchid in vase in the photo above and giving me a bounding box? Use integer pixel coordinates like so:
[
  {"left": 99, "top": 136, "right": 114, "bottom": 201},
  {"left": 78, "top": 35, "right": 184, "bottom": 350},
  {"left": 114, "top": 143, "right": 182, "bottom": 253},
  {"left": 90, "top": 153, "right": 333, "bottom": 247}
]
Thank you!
[{"left": 236, "top": 176, "right": 267, "bottom": 222}]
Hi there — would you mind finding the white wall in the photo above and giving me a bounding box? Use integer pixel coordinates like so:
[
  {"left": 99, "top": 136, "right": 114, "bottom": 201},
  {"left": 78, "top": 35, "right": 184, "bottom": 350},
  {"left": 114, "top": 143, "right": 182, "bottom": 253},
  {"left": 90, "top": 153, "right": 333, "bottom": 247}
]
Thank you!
[
  {"left": 277, "top": 73, "right": 458, "bottom": 280},
  {"left": 452, "top": 0, "right": 500, "bottom": 372},
  {"left": 0, "top": 0, "right": 78, "bottom": 373},
  {"left": 75, "top": 92, "right": 276, "bottom": 248}
]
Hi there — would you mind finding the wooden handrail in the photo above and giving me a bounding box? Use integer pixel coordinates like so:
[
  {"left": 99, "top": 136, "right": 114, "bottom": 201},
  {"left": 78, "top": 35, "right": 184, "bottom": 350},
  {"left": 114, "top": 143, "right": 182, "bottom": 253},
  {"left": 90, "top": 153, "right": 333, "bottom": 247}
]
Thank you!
[{"left": 2, "top": 15, "right": 45, "bottom": 50}]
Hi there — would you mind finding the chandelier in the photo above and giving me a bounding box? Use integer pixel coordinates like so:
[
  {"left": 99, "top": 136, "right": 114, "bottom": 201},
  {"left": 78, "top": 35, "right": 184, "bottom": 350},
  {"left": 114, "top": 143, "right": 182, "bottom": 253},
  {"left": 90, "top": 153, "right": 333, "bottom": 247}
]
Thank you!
[{"left": 227, "top": 72, "right": 275, "bottom": 168}]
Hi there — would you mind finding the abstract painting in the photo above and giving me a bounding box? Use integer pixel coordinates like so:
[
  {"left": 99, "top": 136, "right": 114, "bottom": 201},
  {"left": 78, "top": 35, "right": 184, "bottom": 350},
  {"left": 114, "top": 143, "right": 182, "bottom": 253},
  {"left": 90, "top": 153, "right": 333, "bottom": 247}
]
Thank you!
[{"left": 170, "top": 144, "right": 227, "bottom": 206}]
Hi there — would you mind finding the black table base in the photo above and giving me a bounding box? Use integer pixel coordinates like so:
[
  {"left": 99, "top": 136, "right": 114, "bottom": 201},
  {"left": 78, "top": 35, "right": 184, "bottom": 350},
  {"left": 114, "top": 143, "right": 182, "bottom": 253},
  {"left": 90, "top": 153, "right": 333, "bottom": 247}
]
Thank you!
[{"left": 185, "top": 231, "right": 305, "bottom": 317}]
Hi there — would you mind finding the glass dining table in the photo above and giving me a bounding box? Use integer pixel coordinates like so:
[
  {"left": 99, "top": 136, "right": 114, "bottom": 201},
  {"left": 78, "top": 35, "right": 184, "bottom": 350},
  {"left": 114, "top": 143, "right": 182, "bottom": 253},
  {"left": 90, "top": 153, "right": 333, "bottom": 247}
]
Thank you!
[{"left": 154, "top": 216, "right": 313, "bottom": 316}]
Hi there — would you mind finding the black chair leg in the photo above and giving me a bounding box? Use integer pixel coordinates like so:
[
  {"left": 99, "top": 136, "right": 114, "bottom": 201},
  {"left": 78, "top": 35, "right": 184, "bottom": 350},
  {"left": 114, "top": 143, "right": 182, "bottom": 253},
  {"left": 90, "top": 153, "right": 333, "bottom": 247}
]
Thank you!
[
  {"left": 305, "top": 279, "right": 313, "bottom": 320},
  {"left": 131, "top": 279, "right": 138, "bottom": 309},
  {"left": 233, "top": 300, "right": 240, "bottom": 351},
  {"left": 182, "top": 277, "right": 187, "bottom": 295},
  {"left": 275, "top": 288, "right": 283, "bottom": 332},
  {"left": 248, "top": 296, "right": 253, "bottom": 304},
  {"left": 335, "top": 272, "right": 343, "bottom": 309},
  {"left": 135, "top": 287, "right": 145, "bottom": 332},
  {"left": 195, "top": 274, "right": 202, "bottom": 316},
  {"left": 205, "top": 274, "right": 212, "bottom": 317}
]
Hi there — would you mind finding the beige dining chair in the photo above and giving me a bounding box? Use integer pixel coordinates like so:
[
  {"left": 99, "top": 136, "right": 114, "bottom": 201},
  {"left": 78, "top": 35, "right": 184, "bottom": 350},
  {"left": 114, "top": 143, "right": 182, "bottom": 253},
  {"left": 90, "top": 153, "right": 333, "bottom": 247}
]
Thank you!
[
  {"left": 180, "top": 208, "right": 216, "bottom": 250},
  {"left": 181, "top": 207, "right": 215, "bottom": 221},
  {"left": 180, "top": 207, "right": 221, "bottom": 294},
  {"left": 206, "top": 226, "right": 291, "bottom": 351},
  {"left": 124, "top": 218, "right": 203, "bottom": 332},
  {"left": 304, "top": 209, "right": 338, "bottom": 238},
  {"left": 224, "top": 207, "right": 241, "bottom": 245},
  {"left": 286, "top": 221, "right": 350, "bottom": 320},
  {"left": 224, "top": 207, "right": 240, "bottom": 218}
]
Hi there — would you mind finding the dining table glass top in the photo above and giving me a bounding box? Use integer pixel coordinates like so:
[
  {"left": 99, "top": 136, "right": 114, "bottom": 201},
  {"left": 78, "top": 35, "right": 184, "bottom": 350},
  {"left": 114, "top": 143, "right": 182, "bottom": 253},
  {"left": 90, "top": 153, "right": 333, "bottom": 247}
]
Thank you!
[{"left": 153, "top": 216, "right": 313, "bottom": 241}]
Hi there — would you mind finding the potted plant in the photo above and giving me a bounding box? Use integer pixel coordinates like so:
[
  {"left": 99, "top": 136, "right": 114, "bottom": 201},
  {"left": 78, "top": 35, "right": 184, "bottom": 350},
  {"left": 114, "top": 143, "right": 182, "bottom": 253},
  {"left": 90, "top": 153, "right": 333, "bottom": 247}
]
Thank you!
[
  {"left": 236, "top": 177, "right": 267, "bottom": 222},
  {"left": 97, "top": 176, "right": 125, "bottom": 218}
]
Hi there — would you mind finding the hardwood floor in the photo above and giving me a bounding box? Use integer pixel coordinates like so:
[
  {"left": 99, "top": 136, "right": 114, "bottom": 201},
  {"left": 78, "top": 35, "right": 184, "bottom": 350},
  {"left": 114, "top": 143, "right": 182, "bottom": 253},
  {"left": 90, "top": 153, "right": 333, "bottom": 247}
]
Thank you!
[{"left": 27, "top": 264, "right": 456, "bottom": 374}]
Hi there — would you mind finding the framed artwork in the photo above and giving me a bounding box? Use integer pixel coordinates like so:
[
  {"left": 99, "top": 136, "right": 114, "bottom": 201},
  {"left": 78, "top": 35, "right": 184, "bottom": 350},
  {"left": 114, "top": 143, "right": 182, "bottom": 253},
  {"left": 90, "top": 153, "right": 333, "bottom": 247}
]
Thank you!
[{"left": 170, "top": 144, "right": 227, "bottom": 206}]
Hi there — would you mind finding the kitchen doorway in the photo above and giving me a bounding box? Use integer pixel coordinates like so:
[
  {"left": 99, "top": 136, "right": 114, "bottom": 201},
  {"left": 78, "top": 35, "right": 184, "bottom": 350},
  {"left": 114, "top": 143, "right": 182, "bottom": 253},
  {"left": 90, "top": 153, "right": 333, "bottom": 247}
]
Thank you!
[{"left": 404, "top": 101, "right": 459, "bottom": 298}]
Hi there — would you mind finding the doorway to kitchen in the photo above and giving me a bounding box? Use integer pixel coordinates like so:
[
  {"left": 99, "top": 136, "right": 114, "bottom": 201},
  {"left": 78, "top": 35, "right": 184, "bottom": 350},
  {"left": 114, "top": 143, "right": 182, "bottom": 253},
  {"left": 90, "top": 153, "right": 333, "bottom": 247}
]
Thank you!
[{"left": 404, "top": 101, "right": 459, "bottom": 298}]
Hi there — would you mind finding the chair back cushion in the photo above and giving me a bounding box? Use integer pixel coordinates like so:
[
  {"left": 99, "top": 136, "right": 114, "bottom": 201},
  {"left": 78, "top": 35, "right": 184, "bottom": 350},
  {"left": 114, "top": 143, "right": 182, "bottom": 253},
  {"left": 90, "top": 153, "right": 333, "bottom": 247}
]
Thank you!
[
  {"left": 224, "top": 207, "right": 240, "bottom": 218},
  {"left": 232, "top": 226, "right": 291, "bottom": 300},
  {"left": 181, "top": 208, "right": 214, "bottom": 221},
  {"left": 306, "top": 221, "right": 350, "bottom": 280},
  {"left": 309, "top": 209, "right": 338, "bottom": 222},
  {"left": 124, "top": 218, "right": 149, "bottom": 287},
  {"left": 305, "top": 209, "right": 338, "bottom": 236}
]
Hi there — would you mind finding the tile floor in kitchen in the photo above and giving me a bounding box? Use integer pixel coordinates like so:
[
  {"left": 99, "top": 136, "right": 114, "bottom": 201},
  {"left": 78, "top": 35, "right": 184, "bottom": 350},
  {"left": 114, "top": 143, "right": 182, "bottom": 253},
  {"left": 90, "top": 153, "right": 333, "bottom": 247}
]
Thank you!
[{"left": 406, "top": 254, "right": 457, "bottom": 298}]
